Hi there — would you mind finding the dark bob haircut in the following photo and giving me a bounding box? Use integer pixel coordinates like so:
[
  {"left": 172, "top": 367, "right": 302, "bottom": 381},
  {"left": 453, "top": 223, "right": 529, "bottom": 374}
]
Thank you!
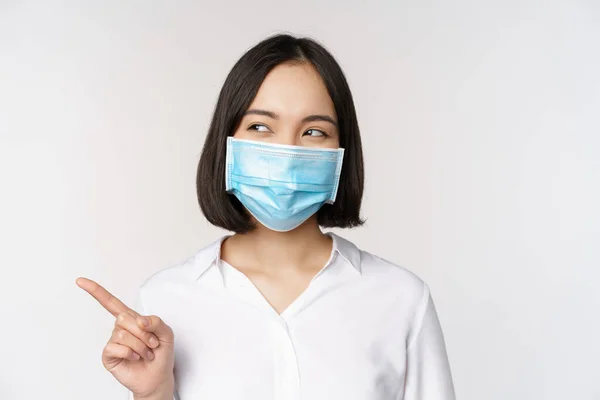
[{"left": 196, "top": 34, "right": 364, "bottom": 233}]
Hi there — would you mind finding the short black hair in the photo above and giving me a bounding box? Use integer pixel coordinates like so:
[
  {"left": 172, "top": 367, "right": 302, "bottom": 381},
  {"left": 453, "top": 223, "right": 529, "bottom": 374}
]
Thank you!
[{"left": 197, "top": 34, "right": 364, "bottom": 233}]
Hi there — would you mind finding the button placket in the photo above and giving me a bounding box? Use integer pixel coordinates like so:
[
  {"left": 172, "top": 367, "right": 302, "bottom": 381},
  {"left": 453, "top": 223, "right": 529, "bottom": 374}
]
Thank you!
[{"left": 271, "top": 318, "right": 300, "bottom": 400}]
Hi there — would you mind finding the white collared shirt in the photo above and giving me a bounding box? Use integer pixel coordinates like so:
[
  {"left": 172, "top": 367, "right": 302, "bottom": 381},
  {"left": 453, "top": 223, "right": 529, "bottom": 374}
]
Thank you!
[{"left": 129, "top": 233, "right": 455, "bottom": 400}]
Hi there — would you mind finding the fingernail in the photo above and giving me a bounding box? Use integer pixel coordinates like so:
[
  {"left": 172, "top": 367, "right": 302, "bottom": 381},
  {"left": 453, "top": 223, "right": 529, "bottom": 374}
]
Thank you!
[
  {"left": 149, "top": 336, "right": 159, "bottom": 348},
  {"left": 132, "top": 352, "right": 140, "bottom": 360},
  {"left": 139, "top": 317, "right": 150, "bottom": 327},
  {"left": 147, "top": 350, "right": 154, "bottom": 360}
]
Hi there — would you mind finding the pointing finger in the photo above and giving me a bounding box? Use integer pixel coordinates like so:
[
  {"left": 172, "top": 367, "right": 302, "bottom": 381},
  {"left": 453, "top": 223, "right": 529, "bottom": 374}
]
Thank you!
[{"left": 76, "top": 277, "right": 134, "bottom": 317}]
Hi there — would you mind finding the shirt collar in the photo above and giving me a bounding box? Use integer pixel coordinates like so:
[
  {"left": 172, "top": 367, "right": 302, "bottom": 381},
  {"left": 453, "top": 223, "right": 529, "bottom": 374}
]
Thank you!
[
  {"left": 326, "top": 232, "right": 362, "bottom": 274},
  {"left": 186, "top": 232, "right": 362, "bottom": 281}
]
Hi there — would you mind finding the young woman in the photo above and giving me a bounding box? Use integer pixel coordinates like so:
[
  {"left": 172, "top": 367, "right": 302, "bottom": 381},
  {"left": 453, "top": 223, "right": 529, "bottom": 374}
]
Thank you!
[{"left": 77, "top": 34, "right": 455, "bottom": 400}]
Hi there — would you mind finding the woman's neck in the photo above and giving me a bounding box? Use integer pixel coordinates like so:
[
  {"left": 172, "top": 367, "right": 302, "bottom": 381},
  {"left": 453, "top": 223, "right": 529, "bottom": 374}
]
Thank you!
[{"left": 222, "top": 217, "right": 333, "bottom": 273}]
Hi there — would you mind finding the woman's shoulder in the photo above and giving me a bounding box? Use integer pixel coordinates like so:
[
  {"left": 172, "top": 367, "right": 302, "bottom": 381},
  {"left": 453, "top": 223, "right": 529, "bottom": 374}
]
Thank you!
[
  {"left": 358, "top": 248, "right": 427, "bottom": 297},
  {"left": 331, "top": 232, "right": 428, "bottom": 301},
  {"left": 336, "top": 234, "right": 431, "bottom": 320},
  {"left": 138, "top": 236, "right": 226, "bottom": 291}
]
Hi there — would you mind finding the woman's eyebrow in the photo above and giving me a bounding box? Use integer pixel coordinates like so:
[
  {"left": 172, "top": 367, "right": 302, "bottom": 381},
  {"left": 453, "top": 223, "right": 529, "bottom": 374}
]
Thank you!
[
  {"left": 244, "top": 109, "right": 338, "bottom": 127},
  {"left": 244, "top": 109, "right": 278, "bottom": 119},
  {"left": 302, "top": 114, "right": 338, "bottom": 127}
]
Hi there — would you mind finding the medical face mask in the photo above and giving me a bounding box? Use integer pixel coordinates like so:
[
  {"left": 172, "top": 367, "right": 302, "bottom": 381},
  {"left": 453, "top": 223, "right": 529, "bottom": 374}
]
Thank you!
[{"left": 225, "top": 137, "right": 345, "bottom": 232}]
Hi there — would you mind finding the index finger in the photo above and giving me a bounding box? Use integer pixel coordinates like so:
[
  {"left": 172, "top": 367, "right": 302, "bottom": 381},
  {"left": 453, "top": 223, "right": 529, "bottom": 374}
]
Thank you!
[{"left": 76, "top": 277, "right": 134, "bottom": 317}]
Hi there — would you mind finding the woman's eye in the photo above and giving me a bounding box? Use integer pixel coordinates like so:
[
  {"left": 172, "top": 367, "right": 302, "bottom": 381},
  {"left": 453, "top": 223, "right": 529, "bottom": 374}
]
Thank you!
[
  {"left": 248, "top": 124, "right": 271, "bottom": 132},
  {"left": 304, "top": 129, "right": 327, "bottom": 137}
]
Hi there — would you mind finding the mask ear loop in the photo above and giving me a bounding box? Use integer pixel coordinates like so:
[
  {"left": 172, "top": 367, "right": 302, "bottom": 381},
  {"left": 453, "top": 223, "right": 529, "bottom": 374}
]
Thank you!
[
  {"left": 328, "top": 149, "right": 345, "bottom": 204},
  {"left": 225, "top": 137, "right": 235, "bottom": 192}
]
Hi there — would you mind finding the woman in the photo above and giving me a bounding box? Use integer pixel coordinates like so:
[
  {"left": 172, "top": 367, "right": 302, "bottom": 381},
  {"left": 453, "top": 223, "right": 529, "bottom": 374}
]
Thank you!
[{"left": 77, "top": 34, "right": 455, "bottom": 400}]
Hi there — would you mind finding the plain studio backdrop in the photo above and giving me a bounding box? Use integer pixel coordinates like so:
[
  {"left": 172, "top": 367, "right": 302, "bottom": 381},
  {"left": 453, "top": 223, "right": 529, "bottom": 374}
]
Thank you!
[{"left": 1, "top": 1, "right": 599, "bottom": 399}]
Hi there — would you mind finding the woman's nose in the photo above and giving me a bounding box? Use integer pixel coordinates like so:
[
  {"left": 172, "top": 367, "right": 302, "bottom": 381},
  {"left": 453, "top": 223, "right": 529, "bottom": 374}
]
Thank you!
[{"left": 272, "top": 131, "right": 301, "bottom": 146}]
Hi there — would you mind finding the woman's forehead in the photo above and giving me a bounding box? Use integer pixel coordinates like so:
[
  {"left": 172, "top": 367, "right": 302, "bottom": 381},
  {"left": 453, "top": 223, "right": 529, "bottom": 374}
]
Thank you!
[{"left": 248, "top": 63, "right": 336, "bottom": 119}]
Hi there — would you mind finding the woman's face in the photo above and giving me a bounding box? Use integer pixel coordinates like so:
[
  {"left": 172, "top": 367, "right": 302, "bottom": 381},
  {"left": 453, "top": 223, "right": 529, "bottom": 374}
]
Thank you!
[{"left": 233, "top": 62, "right": 340, "bottom": 148}]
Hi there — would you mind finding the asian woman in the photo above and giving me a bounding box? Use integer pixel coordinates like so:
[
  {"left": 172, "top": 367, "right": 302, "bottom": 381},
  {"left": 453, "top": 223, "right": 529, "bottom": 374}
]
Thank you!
[{"left": 76, "top": 33, "right": 455, "bottom": 400}]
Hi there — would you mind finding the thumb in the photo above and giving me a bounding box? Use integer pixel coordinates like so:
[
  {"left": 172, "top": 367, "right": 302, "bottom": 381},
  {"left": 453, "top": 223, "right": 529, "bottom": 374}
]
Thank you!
[{"left": 137, "top": 315, "right": 174, "bottom": 344}]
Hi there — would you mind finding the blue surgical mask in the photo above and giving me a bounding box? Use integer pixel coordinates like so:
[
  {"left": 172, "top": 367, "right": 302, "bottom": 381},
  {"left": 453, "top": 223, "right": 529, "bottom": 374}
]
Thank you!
[{"left": 225, "top": 137, "right": 345, "bottom": 232}]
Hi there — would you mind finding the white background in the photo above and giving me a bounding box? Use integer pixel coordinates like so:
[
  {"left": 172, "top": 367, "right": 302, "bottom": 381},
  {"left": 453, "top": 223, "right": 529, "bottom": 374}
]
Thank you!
[{"left": 1, "top": 1, "right": 599, "bottom": 399}]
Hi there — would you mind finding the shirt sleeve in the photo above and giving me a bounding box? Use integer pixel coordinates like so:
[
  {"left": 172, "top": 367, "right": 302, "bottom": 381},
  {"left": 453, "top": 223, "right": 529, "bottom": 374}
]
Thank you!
[{"left": 403, "top": 283, "right": 456, "bottom": 400}]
